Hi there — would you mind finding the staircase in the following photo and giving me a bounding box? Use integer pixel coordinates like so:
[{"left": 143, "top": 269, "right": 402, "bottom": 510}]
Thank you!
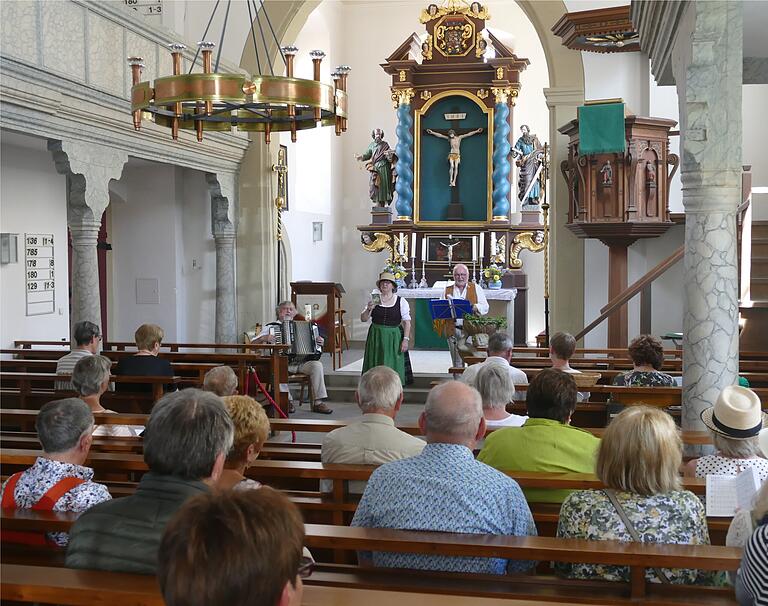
[
  {"left": 739, "top": 220, "right": 768, "bottom": 352},
  {"left": 751, "top": 221, "right": 768, "bottom": 300}
]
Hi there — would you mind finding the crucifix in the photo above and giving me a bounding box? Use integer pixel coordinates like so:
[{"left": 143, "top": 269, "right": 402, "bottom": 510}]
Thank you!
[
  {"left": 272, "top": 147, "right": 288, "bottom": 302},
  {"left": 424, "top": 111, "right": 484, "bottom": 220}
]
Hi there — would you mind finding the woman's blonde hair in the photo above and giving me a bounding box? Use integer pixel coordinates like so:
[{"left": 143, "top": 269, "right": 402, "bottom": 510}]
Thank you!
[
  {"left": 135, "top": 323, "right": 164, "bottom": 351},
  {"left": 221, "top": 395, "right": 270, "bottom": 466},
  {"left": 597, "top": 406, "right": 682, "bottom": 496}
]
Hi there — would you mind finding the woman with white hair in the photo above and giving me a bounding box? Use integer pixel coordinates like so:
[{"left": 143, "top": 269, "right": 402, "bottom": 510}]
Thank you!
[
  {"left": 72, "top": 355, "right": 140, "bottom": 437},
  {"left": 684, "top": 385, "right": 768, "bottom": 480},
  {"left": 475, "top": 363, "right": 528, "bottom": 428}
]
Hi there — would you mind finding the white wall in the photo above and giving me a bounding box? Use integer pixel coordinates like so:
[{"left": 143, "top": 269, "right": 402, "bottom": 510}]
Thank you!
[
  {"left": 744, "top": 84, "right": 768, "bottom": 220},
  {"left": 0, "top": 131, "right": 70, "bottom": 348},
  {"left": 109, "top": 162, "right": 217, "bottom": 343}
]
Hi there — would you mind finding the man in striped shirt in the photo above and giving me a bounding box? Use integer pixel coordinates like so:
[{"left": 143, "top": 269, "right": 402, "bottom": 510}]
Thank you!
[{"left": 55, "top": 321, "right": 102, "bottom": 391}]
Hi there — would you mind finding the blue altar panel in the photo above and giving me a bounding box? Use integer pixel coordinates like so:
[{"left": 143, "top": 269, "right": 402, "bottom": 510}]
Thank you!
[{"left": 417, "top": 95, "right": 489, "bottom": 223}]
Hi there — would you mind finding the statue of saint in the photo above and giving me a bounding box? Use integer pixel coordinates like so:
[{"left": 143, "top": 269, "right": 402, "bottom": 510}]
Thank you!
[
  {"left": 513, "top": 124, "right": 543, "bottom": 205},
  {"left": 425, "top": 127, "right": 484, "bottom": 187},
  {"left": 355, "top": 129, "right": 396, "bottom": 207}
]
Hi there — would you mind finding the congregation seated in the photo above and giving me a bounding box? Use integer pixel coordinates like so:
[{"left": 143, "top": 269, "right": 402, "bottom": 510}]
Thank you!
[
  {"left": 0, "top": 399, "right": 111, "bottom": 547},
  {"left": 549, "top": 331, "right": 589, "bottom": 402},
  {"left": 203, "top": 365, "right": 239, "bottom": 397},
  {"left": 55, "top": 320, "right": 102, "bottom": 391},
  {"left": 158, "top": 488, "right": 307, "bottom": 606},
  {"left": 475, "top": 363, "right": 527, "bottom": 428},
  {"left": 460, "top": 331, "right": 527, "bottom": 394},
  {"left": 72, "top": 355, "right": 140, "bottom": 437},
  {"left": 217, "top": 395, "right": 270, "bottom": 491},
  {"left": 685, "top": 385, "right": 768, "bottom": 481},
  {"left": 113, "top": 323, "right": 174, "bottom": 393},
  {"left": 351, "top": 381, "right": 536, "bottom": 575},
  {"left": 478, "top": 368, "right": 600, "bottom": 504},
  {"left": 612, "top": 334, "right": 675, "bottom": 387},
  {"left": 252, "top": 300, "right": 331, "bottom": 414},
  {"left": 65, "top": 388, "right": 234, "bottom": 574},
  {"left": 321, "top": 366, "right": 425, "bottom": 494},
  {"left": 555, "top": 406, "right": 720, "bottom": 585}
]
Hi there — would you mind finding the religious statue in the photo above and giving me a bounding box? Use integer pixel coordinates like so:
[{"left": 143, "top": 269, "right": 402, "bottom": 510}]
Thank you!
[
  {"left": 646, "top": 162, "right": 657, "bottom": 188},
  {"left": 425, "top": 127, "right": 484, "bottom": 187},
  {"left": 600, "top": 161, "right": 613, "bottom": 187},
  {"left": 355, "top": 129, "right": 396, "bottom": 207},
  {"left": 512, "top": 124, "right": 543, "bottom": 206}
]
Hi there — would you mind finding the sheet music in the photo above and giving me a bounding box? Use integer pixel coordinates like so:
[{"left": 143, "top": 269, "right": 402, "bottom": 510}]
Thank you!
[{"left": 705, "top": 467, "right": 760, "bottom": 517}]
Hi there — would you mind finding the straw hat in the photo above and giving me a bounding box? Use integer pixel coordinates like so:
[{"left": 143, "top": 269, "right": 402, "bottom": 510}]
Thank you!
[
  {"left": 700, "top": 385, "right": 767, "bottom": 440},
  {"left": 377, "top": 272, "right": 398, "bottom": 289}
]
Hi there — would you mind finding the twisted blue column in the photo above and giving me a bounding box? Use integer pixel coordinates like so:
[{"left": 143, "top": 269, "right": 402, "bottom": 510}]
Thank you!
[
  {"left": 395, "top": 103, "right": 414, "bottom": 220},
  {"left": 492, "top": 102, "right": 511, "bottom": 219}
]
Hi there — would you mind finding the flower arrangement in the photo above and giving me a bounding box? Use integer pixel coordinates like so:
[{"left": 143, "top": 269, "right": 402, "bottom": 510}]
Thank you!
[
  {"left": 383, "top": 260, "right": 407, "bottom": 284},
  {"left": 483, "top": 263, "right": 504, "bottom": 283}
]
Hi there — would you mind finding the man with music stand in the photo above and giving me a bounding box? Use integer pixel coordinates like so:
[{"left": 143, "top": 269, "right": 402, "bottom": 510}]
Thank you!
[
  {"left": 439, "top": 264, "right": 489, "bottom": 368},
  {"left": 252, "top": 301, "right": 332, "bottom": 414}
]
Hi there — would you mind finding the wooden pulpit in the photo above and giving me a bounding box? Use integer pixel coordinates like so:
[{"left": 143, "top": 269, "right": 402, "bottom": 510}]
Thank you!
[{"left": 290, "top": 282, "right": 345, "bottom": 369}]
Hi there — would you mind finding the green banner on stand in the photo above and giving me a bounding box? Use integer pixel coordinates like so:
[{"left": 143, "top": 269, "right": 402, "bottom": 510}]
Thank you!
[
  {"left": 578, "top": 103, "right": 625, "bottom": 155},
  {"left": 414, "top": 299, "right": 448, "bottom": 350}
]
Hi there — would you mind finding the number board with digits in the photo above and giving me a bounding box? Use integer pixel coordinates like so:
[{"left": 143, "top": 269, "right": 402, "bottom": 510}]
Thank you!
[
  {"left": 123, "top": 0, "right": 163, "bottom": 18},
  {"left": 24, "top": 233, "right": 55, "bottom": 316}
]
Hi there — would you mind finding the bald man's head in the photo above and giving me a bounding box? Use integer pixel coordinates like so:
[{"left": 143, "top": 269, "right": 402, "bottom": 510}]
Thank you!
[
  {"left": 421, "top": 381, "right": 483, "bottom": 445},
  {"left": 452, "top": 264, "right": 469, "bottom": 289}
]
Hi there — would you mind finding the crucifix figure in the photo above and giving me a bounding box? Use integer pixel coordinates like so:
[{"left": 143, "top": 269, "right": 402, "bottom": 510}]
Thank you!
[
  {"left": 426, "top": 126, "right": 483, "bottom": 187},
  {"left": 439, "top": 237, "right": 461, "bottom": 267}
]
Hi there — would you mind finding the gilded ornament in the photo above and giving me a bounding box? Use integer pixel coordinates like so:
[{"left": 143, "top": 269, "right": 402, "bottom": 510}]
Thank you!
[
  {"left": 495, "top": 66, "right": 504, "bottom": 80},
  {"left": 509, "top": 231, "right": 545, "bottom": 269},
  {"left": 419, "top": 1, "right": 490, "bottom": 23},
  {"left": 361, "top": 232, "right": 393, "bottom": 256},
  {"left": 420, "top": 90, "right": 433, "bottom": 101},
  {"left": 421, "top": 35, "right": 433, "bottom": 61},
  {"left": 475, "top": 33, "right": 488, "bottom": 58},
  {"left": 395, "top": 88, "right": 415, "bottom": 106},
  {"left": 390, "top": 90, "right": 399, "bottom": 109},
  {"left": 491, "top": 86, "right": 513, "bottom": 104},
  {"left": 399, "top": 70, "right": 407, "bottom": 82},
  {"left": 476, "top": 89, "right": 489, "bottom": 100},
  {"left": 434, "top": 14, "right": 475, "bottom": 57}
]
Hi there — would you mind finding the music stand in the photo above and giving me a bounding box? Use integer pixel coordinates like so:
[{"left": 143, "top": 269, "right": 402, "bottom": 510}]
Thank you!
[{"left": 428, "top": 299, "right": 473, "bottom": 322}]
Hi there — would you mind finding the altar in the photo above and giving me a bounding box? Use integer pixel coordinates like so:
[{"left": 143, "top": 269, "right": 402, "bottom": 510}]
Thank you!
[{"left": 398, "top": 287, "right": 517, "bottom": 350}]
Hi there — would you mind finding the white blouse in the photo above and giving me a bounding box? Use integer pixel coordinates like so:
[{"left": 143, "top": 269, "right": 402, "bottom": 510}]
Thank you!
[
  {"left": 695, "top": 455, "right": 768, "bottom": 481},
  {"left": 361, "top": 296, "right": 411, "bottom": 321}
]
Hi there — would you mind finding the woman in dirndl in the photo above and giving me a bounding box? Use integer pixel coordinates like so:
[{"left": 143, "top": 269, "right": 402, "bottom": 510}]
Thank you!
[{"left": 360, "top": 272, "right": 413, "bottom": 385}]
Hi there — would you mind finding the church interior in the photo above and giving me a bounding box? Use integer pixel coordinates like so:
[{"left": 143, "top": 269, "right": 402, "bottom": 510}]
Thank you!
[{"left": 1, "top": 0, "right": 768, "bottom": 604}]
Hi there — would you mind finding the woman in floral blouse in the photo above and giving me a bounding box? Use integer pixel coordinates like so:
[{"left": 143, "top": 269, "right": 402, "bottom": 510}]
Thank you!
[
  {"left": 612, "top": 334, "right": 676, "bottom": 387},
  {"left": 555, "top": 406, "right": 719, "bottom": 585}
]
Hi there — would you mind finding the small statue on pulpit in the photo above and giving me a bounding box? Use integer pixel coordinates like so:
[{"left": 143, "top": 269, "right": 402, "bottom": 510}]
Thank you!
[
  {"left": 425, "top": 127, "right": 484, "bottom": 187},
  {"left": 513, "top": 125, "right": 543, "bottom": 206},
  {"left": 600, "top": 161, "right": 613, "bottom": 187},
  {"left": 356, "top": 129, "right": 396, "bottom": 207},
  {"left": 646, "top": 162, "right": 657, "bottom": 188}
]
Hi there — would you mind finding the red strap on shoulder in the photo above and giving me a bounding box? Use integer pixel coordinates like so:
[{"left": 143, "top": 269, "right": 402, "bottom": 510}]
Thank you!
[
  {"left": 1, "top": 473, "right": 24, "bottom": 509},
  {"left": 32, "top": 477, "right": 86, "bottom": 511}
]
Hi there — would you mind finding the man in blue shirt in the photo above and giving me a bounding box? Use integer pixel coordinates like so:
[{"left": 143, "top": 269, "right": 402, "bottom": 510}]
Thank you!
[{"left": 351, "top": 381, "right": 536, "bottom": 575}]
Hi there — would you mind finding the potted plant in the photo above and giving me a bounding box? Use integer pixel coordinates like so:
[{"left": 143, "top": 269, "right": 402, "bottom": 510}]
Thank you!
[
  {"left": 483, "top": 263, "right": 504, "bottom": 289},
  {"left": 461, "top": 313, "right": 507, "bottom": 336}
]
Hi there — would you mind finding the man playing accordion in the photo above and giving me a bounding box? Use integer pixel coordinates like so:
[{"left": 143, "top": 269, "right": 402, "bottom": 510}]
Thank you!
[{"left": 252, "top": 301, "right": 332, "bottom": 414}]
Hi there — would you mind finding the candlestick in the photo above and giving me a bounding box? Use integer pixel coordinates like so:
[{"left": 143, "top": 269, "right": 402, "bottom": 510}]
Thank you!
[
  {"left": 419, "top": 260, "right": 428, "bottom": 288},
  {"left": 472, "top": 260, "right": 477, "bottom": 283},
  {"left": 408, "top": 258, "right": 418, "bottom": 289},
  {"left": 479, "top": 232, "right": 484, "bottom": 260},
  {"left": 410, "top": 232, "right": 416, "bottom": 258},
  {"left": 421, "top": 236, "right": 427, "bottom": 260}
]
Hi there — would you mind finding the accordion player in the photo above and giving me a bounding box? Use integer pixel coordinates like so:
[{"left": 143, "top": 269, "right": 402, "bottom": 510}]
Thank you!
[{"left": 265, "top": 320, "right": 323, "bottom": 365}]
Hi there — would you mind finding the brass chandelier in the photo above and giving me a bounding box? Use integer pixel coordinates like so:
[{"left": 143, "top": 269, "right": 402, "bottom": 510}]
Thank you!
[{"left": 128, "top": 0, "right": 349, "bottom": 143}]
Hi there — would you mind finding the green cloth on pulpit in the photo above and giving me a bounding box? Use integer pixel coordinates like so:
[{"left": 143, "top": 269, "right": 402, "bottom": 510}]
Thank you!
[
  {"left": 414, "top": 299, "right": 448, "bottom": 350},
  {"left": 578, "top": 103, "right": 625, "bottom": 155}
]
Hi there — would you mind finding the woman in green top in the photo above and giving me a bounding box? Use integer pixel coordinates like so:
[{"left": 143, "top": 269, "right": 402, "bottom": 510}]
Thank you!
[{"left": 360, "top": 272, "right": 412, "bottom": 385}]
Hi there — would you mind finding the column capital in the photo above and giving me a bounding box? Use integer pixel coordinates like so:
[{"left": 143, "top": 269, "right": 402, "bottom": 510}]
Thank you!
[
  {"left": 390, "top": 87, "right": 415, "bottom": 108},
  {"left": 48, "top": 139, "right": 128, "bottom": 222},
  {"left": 206, "top": 172, "right": 237, "bottom": 235},
  {"left": 543, "top": 87, "right": 584, "bottom": 109}
]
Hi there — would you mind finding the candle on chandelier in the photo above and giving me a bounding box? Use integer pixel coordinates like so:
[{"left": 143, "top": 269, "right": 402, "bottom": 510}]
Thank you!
[
  {"left": 479, "top": 232, "right": 485, "bottom": 260},
  {"left": 411, "top": 233, "right": 416, "bottom": 258}
]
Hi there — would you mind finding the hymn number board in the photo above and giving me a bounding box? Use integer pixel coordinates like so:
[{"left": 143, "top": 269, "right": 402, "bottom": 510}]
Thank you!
[
  {"left": 123, "top": 0, "right": 163, "bottom": 19},
  {"left": 25, "top": 233, "right": 55, "bottom": 316}
]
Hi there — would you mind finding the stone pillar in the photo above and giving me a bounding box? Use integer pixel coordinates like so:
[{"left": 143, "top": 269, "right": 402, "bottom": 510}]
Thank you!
[
  {"left": 675, "top": 1, "right": 742, "bottom": 438},
  {"left": 491, "top": 87, "right": 512, "bottom": 222},
  {"left": 543, "top": 87, "right": 585, "bottom": 336},
  {"left": 394, "top": 88, "right": 415, "bottom": 222},
  {"left": 206, "top": 173, "right": 238, "bottom": 344},
  {"left": 48, "top": 140, "right": 127, "bottom": 343}
]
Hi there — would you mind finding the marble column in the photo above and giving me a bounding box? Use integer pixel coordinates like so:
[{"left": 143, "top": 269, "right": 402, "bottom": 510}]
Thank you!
[
  {"left": 206, "top": 173, "right": 238, "bottom": 344},
  {"left": 394, "top": 88, "right": 415, "bottom": 222},
  {"left": 48, "top": 140, "right": 127, "bottom": 343},
  {"left": 491, "top": 87, "right": 512, "bottom": 221},
  {"left": 675, "top": 1, "right": 742, "bottom": 439}
]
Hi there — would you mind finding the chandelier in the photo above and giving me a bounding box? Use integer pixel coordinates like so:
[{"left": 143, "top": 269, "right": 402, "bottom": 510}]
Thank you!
[{"left": 127, "top": 0, "right": 349, "bottom": 144}]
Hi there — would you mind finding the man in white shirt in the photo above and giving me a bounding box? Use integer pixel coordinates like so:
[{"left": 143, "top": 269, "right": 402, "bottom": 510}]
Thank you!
[
  {"left": 321, "top": 366, "right": 425, "bottom": 493},
  {"left": 252, "top": 301, "right": 331, "bottom": 414},
  {"left": 55, "top": 321, "right": 102, "bottom": 391},
  {"left": 460, "top": 331, "right": 528, "bottom": 394},
  {"left": 440, "top": 264, "right": 489, "bottom": 368},
  {"left": 475, "top": 362, "right": 528, "bottom": 428}
]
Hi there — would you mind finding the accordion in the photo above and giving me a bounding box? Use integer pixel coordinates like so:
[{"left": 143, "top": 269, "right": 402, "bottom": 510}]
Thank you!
[{"left": 267, "top": 320, "right": 322, "bottom": 364}]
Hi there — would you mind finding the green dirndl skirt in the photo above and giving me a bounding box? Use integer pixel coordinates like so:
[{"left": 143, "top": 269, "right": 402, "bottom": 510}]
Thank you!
[{"left": 362, "top": 322, "right": 405, "bottom": 385}]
